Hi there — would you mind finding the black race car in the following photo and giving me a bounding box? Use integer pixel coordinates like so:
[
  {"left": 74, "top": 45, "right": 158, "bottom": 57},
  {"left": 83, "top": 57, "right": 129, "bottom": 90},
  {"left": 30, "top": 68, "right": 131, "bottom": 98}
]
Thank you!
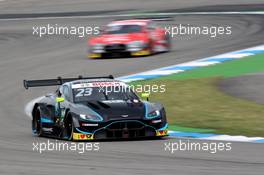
[{"left": 24, "top": 75, "right": 168, "bottom": 141}]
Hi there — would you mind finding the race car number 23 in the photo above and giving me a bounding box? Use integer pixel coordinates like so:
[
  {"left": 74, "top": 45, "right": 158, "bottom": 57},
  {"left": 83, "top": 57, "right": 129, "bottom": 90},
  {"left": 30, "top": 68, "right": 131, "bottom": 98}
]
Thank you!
[{"left": 75, "top": 88, "right": 93, "bottom": 97}]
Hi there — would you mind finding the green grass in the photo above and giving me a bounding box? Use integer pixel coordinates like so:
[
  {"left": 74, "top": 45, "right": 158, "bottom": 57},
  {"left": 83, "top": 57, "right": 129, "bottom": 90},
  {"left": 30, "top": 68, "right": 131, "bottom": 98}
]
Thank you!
[
  {"left": 162, "top": 54, "right": 264, "bottom": 80},
  {"left": 168, "top": 125, "right": 215, "bottom": 133},
  {"left": 133, "top": 54, "right": 264, "bottom": 136}
]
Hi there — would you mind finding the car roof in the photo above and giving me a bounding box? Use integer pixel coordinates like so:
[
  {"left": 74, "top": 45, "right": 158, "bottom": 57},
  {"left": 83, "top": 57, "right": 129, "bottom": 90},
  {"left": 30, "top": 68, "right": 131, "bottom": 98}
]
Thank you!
[
  {"left": 70, "top": 79, "right": 121, "bottom": 84},
  {"left": 108, "top": 19, "right": 151, "bottom": 26}
]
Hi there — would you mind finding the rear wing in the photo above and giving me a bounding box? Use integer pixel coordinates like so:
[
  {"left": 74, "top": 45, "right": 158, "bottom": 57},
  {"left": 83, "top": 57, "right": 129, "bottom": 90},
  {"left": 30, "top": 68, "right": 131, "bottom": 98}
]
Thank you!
[
  {"left": 23, "top": 75, "right": 114, "bottom": 89},
  {"left": 135, "top": 16, "right": 174, "bottom": 21},
  {"left": 114, "top": 16, "right": 174, "bottom": 22}
]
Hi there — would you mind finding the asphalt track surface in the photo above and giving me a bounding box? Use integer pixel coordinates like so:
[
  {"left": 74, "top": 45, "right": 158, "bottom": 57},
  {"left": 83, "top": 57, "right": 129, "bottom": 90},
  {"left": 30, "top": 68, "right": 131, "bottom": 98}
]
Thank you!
[
  {"left": 1, "top": 0, "right": 264, "bottom": 14},
  {"left": 0, "top": 1, "right": 264, "bottom": 175}
]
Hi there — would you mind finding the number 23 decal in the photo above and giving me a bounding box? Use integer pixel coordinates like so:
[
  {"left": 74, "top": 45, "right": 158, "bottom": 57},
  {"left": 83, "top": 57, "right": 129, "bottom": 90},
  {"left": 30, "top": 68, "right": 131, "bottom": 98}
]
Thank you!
[{"left": 75, "top": 88, "right": 93, "bottom": 97}]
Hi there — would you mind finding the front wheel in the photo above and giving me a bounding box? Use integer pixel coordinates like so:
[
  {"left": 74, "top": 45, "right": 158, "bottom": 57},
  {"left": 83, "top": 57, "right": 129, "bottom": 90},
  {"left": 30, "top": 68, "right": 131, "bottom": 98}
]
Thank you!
[
  {"left": 164, "top": 34, "right": 171, "bottom": 52},
  {"left": 62, "top": 114, "right": 74, "bottom": 141}
]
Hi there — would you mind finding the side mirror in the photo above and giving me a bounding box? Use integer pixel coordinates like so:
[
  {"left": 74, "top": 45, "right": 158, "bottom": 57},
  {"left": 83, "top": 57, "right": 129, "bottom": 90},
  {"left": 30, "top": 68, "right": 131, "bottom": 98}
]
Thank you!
[
  {"left": 56, "top": 97, "right": 65, "bottom": 103},
  {"left": 141, "top": 93, "right": 150, "bottom": 101}
]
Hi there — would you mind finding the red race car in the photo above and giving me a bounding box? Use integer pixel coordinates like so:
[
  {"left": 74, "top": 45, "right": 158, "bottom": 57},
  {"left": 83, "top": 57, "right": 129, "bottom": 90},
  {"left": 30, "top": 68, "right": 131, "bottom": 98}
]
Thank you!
[{"left": 88, "top": 19, "right": 171, "bottom": 58}]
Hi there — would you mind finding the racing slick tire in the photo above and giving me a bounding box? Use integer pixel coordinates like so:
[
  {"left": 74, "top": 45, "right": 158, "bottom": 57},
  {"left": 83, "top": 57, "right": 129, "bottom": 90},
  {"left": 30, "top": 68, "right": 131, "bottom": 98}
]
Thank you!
[
  {"left": 32, "top": 106, "right": 43, "bottom": 137},
  {"left": 63, "top": 113, "right": 74, "bottom": 141}
]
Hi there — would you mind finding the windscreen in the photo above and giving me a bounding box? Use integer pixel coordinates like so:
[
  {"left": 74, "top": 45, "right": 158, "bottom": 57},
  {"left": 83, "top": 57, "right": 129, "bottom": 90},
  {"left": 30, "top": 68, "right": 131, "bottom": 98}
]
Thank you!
[
  {"left": 72, "top": 86, "right": 138, "bottom": 102},
  {"left": 105, "top": 24, "right": 142, "bottom": 34}
]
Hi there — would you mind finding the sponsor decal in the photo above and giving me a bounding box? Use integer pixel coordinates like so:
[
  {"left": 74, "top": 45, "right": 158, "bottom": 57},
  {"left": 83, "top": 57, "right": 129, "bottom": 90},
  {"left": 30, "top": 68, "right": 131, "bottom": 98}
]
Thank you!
[
  {"left": 131, "top": 50, "right": 150, "bottom": 56},
  {"left": 81, "top": 123, "right": 99, "bottom": 127},
  {"left": 156, "top": 129, "right": 168, "bottom": 136},
  {"left": 72, "top": 81, "right": 126, "bottom": 89},
  {"left": 151, "top": 119, "right": 162, "bottom": 124},
  {"left": 73, "top": 133, "right": 94, "bottom": 140}
]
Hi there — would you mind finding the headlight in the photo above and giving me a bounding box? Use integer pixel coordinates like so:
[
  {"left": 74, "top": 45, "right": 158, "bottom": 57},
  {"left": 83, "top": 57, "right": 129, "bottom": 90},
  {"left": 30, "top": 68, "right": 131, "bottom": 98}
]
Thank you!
[
  {"left": 127, "top": 41, "right": 144, "bottom": 48},
  {"left": 92, "top": 44, "right": 104, "bottom": 50},
  {"left": 147, "top": 110, "right": 160, "bottom": 119},
  {"left": 80, "top": 114, "right": 103, "bottom": 122}
]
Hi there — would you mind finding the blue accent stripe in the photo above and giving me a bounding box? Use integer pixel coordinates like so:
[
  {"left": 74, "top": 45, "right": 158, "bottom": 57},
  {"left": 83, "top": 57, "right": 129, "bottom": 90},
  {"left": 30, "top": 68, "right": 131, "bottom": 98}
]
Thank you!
[
  {"left": 158, "top": 123, "right": 168, "bottom": 131},
  {"left": 40, "top": 116, "right": 53, "bottom": 123},
  {"left": 254, "top": 139, "right": 264, "bottom": 143},
  {"left": 238, "top": 50, "right": 264, "bottom": 54},
  {"left": 200, "top": 58, "right": 235, "bottom": 62},
  {"left": 76, "top": 128, "right": 93, "bottom": 135},
  {"left": 169, "top": 131, "right": 217, "bottom": 138},
  {"left": 123, "top": 74, "right": 161, "bottom": 80},
  {"left": 90, "top": 111, "right": 104, "bottom": 122},
  {"left": 162, "top": 66, "right": 196, "bottom": 71}
]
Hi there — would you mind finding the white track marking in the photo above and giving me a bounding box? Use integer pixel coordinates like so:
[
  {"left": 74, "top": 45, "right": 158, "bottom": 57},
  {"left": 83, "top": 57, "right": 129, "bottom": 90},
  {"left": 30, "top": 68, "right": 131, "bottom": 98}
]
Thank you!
[
  {"left": 121, "top": 78, "right": 144, "bottom": 82},
  {"left": 212, "top": 53, "right": 254, "bottom": 59},
  {"left": 138, "top": 70, "right": 184, "bottom": 75},
  {"left": 204, "top": 135, "right": 264, "bottom": 142},
  {"left": 247, "top": 45, "right": 264, "bottom": 51},
  {"left": 178, "top": 61, "right": 219, "bottom": 67}
]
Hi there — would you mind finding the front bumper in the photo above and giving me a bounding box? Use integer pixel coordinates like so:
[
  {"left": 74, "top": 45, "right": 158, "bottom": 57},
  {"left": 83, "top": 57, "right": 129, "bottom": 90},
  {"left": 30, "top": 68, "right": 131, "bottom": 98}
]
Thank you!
[
  {"left": 72, "top": 120, "right": 168, "bottom": 141},
  {"left": 88, "top": 50, "right": 151, "bottom": 58},
  {"left": 88, "top": 44, "right": 151, "bottom": 58}
]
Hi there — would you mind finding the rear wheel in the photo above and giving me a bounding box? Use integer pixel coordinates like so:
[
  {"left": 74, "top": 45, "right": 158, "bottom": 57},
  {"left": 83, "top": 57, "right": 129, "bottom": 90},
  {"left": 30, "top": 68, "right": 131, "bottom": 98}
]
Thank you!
[{"left": 32, "top": 106, "right": 43, "bottom": 137}]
